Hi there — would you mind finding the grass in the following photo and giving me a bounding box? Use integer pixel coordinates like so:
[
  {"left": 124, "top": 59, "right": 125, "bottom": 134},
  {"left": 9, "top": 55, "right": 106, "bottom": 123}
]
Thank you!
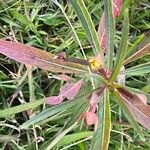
[{"left": 0, "top": 0, "right": 150, "bottom": 150}]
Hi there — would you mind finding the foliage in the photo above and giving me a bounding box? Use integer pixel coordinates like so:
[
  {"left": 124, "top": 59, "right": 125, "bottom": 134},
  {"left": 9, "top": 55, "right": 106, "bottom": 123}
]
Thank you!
[{"left": 0, "top": 0, "right": 150, "bottom": 149}]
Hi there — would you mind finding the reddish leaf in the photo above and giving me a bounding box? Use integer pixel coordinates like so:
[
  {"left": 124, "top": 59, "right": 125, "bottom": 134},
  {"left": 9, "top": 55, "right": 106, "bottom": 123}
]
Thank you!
[
  {"left": 118, "top": 87, "right": 150, "bottom": 129},
  {"left": 98, "top": 0, "right": 122, "bottom": 50},
  {"left": 46, "top": 96, "right": 64, "bottom": 105},
  {"left": 98, "top": 13, "right": 106, "bottom": 50},
  {"left": 89, "top": 87, "right": 105, "bottom": 112},
  {"left": 113, "top": 0, "right": 122, "bottom": 17},
  {"left": 124, "top": 43, "right": 150, "bottom": 65},
  {"left": 0, "top": 40, "right": 86, "bottom": 74},
  {"left": 80, "top": 111, "right": 98, "bottom": 131},
  {"left": 136, "top": 94, "right": 147, "bottom": 105},
  {"left": 89, "top": 92, "right": 100, "bottom": 113},
  {"left": 46, "top": 80, "right": 83, "bottom": 105},
  {"left": 59, "top": 79, "right": 83, "bottom": 100}
]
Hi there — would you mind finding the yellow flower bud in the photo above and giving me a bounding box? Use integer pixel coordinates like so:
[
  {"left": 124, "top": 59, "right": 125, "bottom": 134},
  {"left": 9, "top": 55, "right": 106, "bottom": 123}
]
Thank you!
[{"left": 89, "top": 58, "right": 102, "bottom": 70}]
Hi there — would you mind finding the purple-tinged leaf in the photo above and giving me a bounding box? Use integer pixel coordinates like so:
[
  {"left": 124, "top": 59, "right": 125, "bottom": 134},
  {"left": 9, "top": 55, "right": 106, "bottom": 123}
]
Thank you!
[
  {"left": 113, "top": 0, "right": 122, "bottom": 17},
  {"left": 46, "top": 80, "right": 83, "bottom": 105},
  {"left": 80, "top": 111, "right": 98, "bottom": 131},
  {"left": 89, "top": 86, "right": 105, "bottom": 112},
  {"left": 136, "top": 94, "right": 147, "bottom": 105},
  {"left": 89, "top": 92, "right": 100, "bottom": 113},
  {"left": 98, "top": 0, "right": 122, "bottom": 50},
  {"left": 0, "top": 40, "right": 87, "bottom": 74},
  {"left": 46, "top": 96, "right": 64, "bottom": 105},
  {"left": 124, "top": 42, "right": 150, "bottom": 65},
  {"left": 60, "top": 80, "right": 83, "bottom": 100},
  {"left": 118, "top": 87, "right": 150, "bottom": 129}
]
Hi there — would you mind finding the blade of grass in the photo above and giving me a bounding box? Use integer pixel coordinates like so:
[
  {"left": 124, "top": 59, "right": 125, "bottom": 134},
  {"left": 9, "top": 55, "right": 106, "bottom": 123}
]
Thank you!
[
  {"left": 0, "top": 98, "right": 45, "bottom": 118},
  {"left": 0, "top": 0, "right": 22, "bottom": 13},
  {"left": 103, "top": 0, "right": 115, "bottom": 69},
  {"left": 45, "top": 122, "right": 77, "bottom": 150},
  {"left": 91, "top": 88, "right": 111, "bottom": 150},
  {"left": 110, "top": 8, "right": 129, "bottom": 81},
  {"left": 9, "top": 9, "right": 32, "bottom": 28}
]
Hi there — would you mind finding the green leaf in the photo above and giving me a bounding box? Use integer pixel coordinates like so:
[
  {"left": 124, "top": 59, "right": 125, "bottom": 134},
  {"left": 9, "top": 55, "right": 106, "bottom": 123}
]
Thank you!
[
  {"left": 40, "top": 131, "right": 93, "bottom": 150},
  {"left": 20, "top": 82, "right": 99, "bottom": 129},
  {"left": 55, "top": 131, "right": 93, "bottom": 148},
  {"left": 110, "top": 8, "right": 129, "bottom": 81},
  {"left": 117, "top": 0, "right": 134, "bottom": 21},
  {"left": 91, "top": 89, "right": 111, "bottom": 150},
  {"left": 20, "top": 100, "right": 79, "bottom": 129},
  {"left": 0, "top": 16, "right": 20, "bottom": 27},
  {"left": 38, "top": 13, "right": 64, "bottom": 26},
  {"left": 9, "top": 9, "right": 32, "bottom": 28},
  {"left": 113, "top": 89, "right": 145, "bottom": 140},
  {"left": 0, "top": 98, "right": 45, "bottom": 118},
  {"left": 121, "top": 62, "right": 150, "bottom": 76},
  {"left": 104, "top": 0, "right": 115, "bottom": 69},
  {"left": 45, "top": 123, "right": 77, "bottom": 150},
  {"left": 65, "top": 98, "right": 89, "bottom": 128},
  {"left": 125, "top": 34, "right": 145, "bottom": 57},
  {"left": 70, "top": 0, "right": 103, "bottom": 57}
]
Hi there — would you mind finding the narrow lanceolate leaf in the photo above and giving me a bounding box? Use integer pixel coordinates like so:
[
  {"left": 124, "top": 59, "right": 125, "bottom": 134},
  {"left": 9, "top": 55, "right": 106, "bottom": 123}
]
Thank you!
[
  {"left": 113, "top": 89, "right": 145, "bottom": 140},
  {"left": 0, "top": 98, "right": 45, "bottom": 118},
  {"left": 0, "top": 40, "right": 88, "bottom": 74},
  {"left": 120, "top": 62, "right": 150, "bottom": 76},
  {"left": 65, "top": 97, "right": 88, "bottom": 128},
  {"left": 118, "top": 87, "right": 150, "bottom": 129},
  {"left": 9, "top": 9, "right": 32, "bottom": 28},
  {"left": 20, "top": 99, "right": 80, "bottom": 129},
  {"left": 110, "top": 8, "right": 129, "bottom": 81},
  {"left": 46, "top": 80, "right": 83, "bottom": 105},
  {"left": 124, "top": 42, "right": 150, "bottom": 65},
  {"left": 98, "top": 0, "right": 122, "bottom": 50},
  {"left": 91, "top": 89, "right": 111, "bottom": 150},
  {"left": 70, "top": 0, "right": 104, "bottom": 61},
  {"left": 59, "top": 79, "right": 83, "bottom": 100},
  {"left": 45, "top": 123, "right": 77, "bottom": 150},
  {"left": 103, "top": 0, "right": 115, "bottom": 69},
  {"left": 56, "top": 131, "right": 93, "bottom": 148},
  {"left": 46, "top": 96, "right": 64, "bottom": 105},
  {"left": 125, "top": 34, "right": 145, "bottom": 57}
]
